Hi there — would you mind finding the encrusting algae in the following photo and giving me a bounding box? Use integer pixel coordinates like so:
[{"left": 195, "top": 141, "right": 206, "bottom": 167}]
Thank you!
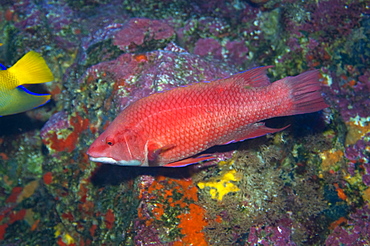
[
  {"left": 54, "top": 223, "right": 75, "bottom": 245},
  {"left": 197, "top": 160, "right": 242, "bottom": 201},
  {"left": 319, "top": 149, "right": 344, "bottom": 172},
  {"left": 345, "top": 120, "right": 370, "bottom": 146},
  {"left": 137, "top": 176, "right": 209, "bottom": 244}
]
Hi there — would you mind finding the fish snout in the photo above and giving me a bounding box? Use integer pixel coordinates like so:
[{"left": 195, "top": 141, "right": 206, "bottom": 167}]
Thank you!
[{"left": 87, "top": 144, "right": 142, "bottom": 166}]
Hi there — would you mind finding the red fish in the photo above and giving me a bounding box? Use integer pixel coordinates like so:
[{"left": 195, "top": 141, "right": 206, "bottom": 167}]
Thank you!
[{"left": 87, "top": 66, "right": 328, "bottom": 167}]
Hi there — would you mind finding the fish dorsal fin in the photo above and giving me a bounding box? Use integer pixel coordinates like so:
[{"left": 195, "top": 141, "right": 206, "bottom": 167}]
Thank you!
[
  {"left": 8, "top": 51, "right": 54, "bottom": 86},
  {"left": 222, "top": 66, "right": 273, "bottom": 87}
]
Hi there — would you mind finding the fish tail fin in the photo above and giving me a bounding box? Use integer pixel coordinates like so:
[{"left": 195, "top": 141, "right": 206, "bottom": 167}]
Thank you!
[
  {"left": 281, "top": 70, "right": 328, "bottom": 115},
  {"left": 8, "top": 51, "right": 54, "bottom": 85}
]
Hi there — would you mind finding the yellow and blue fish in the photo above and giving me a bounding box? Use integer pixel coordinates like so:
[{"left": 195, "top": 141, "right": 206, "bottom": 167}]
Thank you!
[{"left": 0, "top": 51, "right": 54, "bottom": 116}]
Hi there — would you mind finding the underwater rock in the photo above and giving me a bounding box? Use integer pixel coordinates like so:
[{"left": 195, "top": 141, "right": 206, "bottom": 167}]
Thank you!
[
  {"left": 0, "top": 0, "right": 369, "bottom": 244},
  {"left": 113, "top": 18, "right": 175, "bottom": 52}
]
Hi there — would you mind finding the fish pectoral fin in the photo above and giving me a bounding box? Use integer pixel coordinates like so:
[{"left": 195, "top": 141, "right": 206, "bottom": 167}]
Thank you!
[
  {"left": 164, "top": 154, "right": 215, "bottom": 167},
  {"left": 147, "top": 143, "right": 176, "bottom": 162},
  {"left": 230, "top": 123, "right": 290, "bottom": 143},
  {"left": 0, "top": 86, "right": 50, "bottom": 116},
  {"left": 8, "top": 51, "right": 54, "bottom": 86}
]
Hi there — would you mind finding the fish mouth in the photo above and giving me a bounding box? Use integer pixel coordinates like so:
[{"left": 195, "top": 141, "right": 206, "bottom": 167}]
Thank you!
[{"left": 89, "top": 156, "right": 141, "bottom": 166}]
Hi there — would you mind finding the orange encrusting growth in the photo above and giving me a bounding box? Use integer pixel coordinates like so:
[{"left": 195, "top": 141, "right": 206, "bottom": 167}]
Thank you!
[
  {"left": 133, "top": 54, "right": 148, "bottom": 63},
  {"left": 345, "top": 121, "right": 370, "bottom": 146},
  {"left": 5, "top": 187, "right": 23, "bottom": 203},
  {"left": 43, "top": 172, "right": 53, "bottom": 185},
  {"left": 104, "top": 209, "right": 115, "bottom": 230},
  {"left": 0, "top": 224, "right": 8, "bottom": 240},
  {"left": 42, "top": 113, "right": 89, "bottom": 152},
  {"left": 320, "top": 149, "right": 344, "bottom": 171},
  {"left": 333, "top": 183, "right": 347, "bottom": 201},
  {"left": 173, "top": 203, "right": 208, "bottom": 246},
  {"left": 362, "top": 187, "right": 370, "bottom": 202},
  {"left": 329, "top": 217, "right": 347, "bottom": 230},
  {"left": 138, "top": 176, "right": 209, "bottom": 244}
]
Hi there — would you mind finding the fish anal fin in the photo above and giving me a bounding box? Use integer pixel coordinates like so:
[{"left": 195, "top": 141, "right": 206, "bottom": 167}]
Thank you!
[
  {"left": 164, "top": 154, "right": 215, "bottom": 167},
  {"left": 224, "top": 66, "right": 274, "bottom": 87},
  {"left": 8, "top": 51, "right": 54, "bottom": 86}
]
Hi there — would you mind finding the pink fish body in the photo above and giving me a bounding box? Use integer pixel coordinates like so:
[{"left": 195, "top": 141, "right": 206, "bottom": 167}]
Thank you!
[{"left": 87, "top": 66, "right": 328, "bottom": 167}]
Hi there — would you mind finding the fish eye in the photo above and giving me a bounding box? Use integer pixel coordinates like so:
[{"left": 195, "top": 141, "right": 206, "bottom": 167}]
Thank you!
[{"left": 106, "top": 137, "right": 115, "bottom": 146}]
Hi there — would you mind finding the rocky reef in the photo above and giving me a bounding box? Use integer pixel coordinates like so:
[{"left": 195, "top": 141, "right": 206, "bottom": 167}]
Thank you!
[{"left": 0, "top": 0, "right": 369, "bottom": 245}]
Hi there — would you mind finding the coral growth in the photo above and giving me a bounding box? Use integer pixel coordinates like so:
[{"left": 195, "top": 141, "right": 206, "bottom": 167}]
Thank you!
[
  {"left": 113, "top": 18, "right": 175, "bottom": 52},
  {"left": 326, "top": 205, "right": 370, "bottom": 245},
  {"left": 135, "top": 176, "right": 207, "bottom": 245},
  {"left": 0, "top": 0, "right": 369, "bottom": 244},
  {"left": 197, "top": 160, "right": 241, "bottom": 201},
  {"left": 197, "top": 140, "right": 328, "bottom": 245}
]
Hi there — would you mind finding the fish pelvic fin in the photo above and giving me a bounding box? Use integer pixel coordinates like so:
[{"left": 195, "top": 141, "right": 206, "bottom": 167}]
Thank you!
[
  {"left": 8, "top": 51, "right": 54, "bottom": 86},
  {"left": 0, "top": 85, "right": 50, "bottom": 116},
  {"left": 281, "top": 70, "right": 329, "bottom": 115}
]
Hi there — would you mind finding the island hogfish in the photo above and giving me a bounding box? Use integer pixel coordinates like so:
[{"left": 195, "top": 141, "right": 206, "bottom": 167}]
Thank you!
[{"left": 87, "top": 66, "right": 328, "bottom": 167}]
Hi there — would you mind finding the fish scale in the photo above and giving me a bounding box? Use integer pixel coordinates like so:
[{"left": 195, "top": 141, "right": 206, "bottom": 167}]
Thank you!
[{"left": 87, "top": 66, "right": 328, "bottom": 167}]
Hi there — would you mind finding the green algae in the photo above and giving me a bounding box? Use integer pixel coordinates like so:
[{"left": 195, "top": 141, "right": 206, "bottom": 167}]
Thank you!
[{"left": 195, "top": 133, "right": 330, "bottom": 245}]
